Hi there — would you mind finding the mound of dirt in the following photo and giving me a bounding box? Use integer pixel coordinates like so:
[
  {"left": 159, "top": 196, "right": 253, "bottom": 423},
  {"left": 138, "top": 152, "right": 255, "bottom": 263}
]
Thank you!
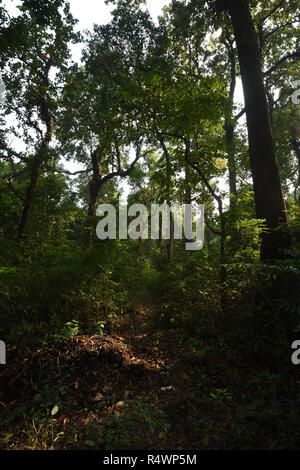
[{"left": 0, "top": 335, "right": 159, "bottom": 403}]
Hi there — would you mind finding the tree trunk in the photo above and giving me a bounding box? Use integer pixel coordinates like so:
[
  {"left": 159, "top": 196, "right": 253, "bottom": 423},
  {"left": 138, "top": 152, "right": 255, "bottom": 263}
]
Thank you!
[
  {"left": 227, "top": 0, "right": 291, "bottom": 261},
  {"left": 185, "top": 145, "right": 227, "bottom": 312},
  {"left": 18, "top": 89, "right": 53, "bottom": 240},
  {"left": 224, "top": 121, "right": 237, "bottom": 206},
  {"left": 223, "top": 36, "right": 238, "bottom": 207},
  {"left": 18, "top": 137, "right": 51, "bottom": 240},
  {"left": 185, "top": 164, "right": 192, "bottom": 206},
  {"left": 18, "top": 156, "right": 42, "bottom": 240},
  {"left": 87, "top": 151, "right": 108, "bottom": 247},
  {"left": 184, "top": 164, "right": 193, "bottom": 250},
  {"left": 158, "top": 212, "right": 163, "bottom": 247},
  {"left": 88, "top": 150, "right": 103, "bottom": 218},
  {"left": 167, "top": 211, "right": 174, "bottom": 263},
  {"left": 291, "top": 127, "right": 300, "bottom": 206},
  {"left": 88, "top": 178, "right": 102, "bottom": 217},
  {"left": 157, "top": 133, "right": 174, "bottom": 263}
]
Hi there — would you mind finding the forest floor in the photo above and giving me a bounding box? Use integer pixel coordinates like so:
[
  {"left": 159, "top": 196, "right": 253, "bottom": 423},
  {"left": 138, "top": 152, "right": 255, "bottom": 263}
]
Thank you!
[
  {"left": 0, "top": 306, "right": 238, "bottom": 450},
  {"left": 0, "top": 305, "right": 298, "bottom": 450}
]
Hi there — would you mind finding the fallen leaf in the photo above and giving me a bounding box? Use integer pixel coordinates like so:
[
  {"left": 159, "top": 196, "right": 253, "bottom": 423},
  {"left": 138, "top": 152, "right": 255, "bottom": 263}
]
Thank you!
[
  {"left": 115, "top": 401, "right": 125, "bottom": 407},
  {"left": 93, "top": 393, "right": 104, "bottom": 402}
]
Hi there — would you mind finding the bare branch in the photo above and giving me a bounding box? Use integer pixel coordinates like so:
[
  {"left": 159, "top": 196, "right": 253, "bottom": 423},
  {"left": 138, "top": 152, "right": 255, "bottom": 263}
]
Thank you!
[
  {"left": 101, "top": 148, "right": 154, "bottom": 184},
  {"left": 60, "top": 168, "right": 92, "bottom": 176},
  {"left": 234, "top": 107, "right": 246, "bottom": 122}
]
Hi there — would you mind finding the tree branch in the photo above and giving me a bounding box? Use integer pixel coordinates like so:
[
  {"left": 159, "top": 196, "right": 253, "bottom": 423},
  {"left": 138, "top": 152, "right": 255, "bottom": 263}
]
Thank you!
[
  {"left": 101, "top": 148, "right": 154, "bottom": 184},
  {"left": 259, "top": 0, "right": 285, "bottom": 26},
  {"left": 264, "top": 51, "right": 300, "bottom": 76}
]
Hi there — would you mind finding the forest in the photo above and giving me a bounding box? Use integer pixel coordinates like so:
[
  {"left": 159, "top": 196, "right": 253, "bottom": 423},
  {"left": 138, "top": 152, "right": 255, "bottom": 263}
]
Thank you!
[{"left": 0, "top": 0, "right": 300, "bottom": 452}]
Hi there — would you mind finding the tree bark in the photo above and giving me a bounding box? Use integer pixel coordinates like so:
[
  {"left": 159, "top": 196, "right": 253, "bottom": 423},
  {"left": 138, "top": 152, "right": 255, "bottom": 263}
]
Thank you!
[
  {"left": 18, "top": 155, "right": 42, "bottom": 240},
  {"left": 226, "top": 0, "right": 291, "bottom": 261},
  {"left": 185, "top": 164, "right": 192, "bottom": 206},
  {"left": 223, "top": 35, "right": 238, "bottom": 207},
  {"left": 291, "top": 127, "right": 300, "bottom": 206},
  {"left": 224, "top": 121, "right": 237, "bottom": 206},
  {"left": 157, "top": 133, "right": 174, "bottom": 263},
  {"left": 88, "top": 178, "right": 103, "bottom": 217},
  {"left": 18, "top": 64, "right": 53, "bottom": 241},
  {"left": 184, "top": 163, "right": 193, "bottom": 249},
  {"left": 88, "top": 150, "right": 103, "bottom": 218},
  {"left": 18, "top": 125, "right": 52, "bottom": 240}
]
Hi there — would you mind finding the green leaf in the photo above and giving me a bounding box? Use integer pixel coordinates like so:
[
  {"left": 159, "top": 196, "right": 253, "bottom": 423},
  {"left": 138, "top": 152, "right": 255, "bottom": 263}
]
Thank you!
[
  {"left": 85, "top": 440, "right": 95, "bottom": 447},
  {"left": 51, "top": 404, "right": 59, "bottom": 416}
]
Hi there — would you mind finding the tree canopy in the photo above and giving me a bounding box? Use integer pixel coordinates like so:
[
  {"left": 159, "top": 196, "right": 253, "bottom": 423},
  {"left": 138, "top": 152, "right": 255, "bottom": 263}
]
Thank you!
[{"left": 0, "top": 0, "right": 300, "bottom": 452}]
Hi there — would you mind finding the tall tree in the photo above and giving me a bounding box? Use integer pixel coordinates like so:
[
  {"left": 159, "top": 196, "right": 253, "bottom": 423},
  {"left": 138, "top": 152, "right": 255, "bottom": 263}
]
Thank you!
[
  {"left": 217, "top": 0, "right": 292, "bottom": 260},
  {"left": 0, "top": 0, "right": 79, "bottom": 239}
]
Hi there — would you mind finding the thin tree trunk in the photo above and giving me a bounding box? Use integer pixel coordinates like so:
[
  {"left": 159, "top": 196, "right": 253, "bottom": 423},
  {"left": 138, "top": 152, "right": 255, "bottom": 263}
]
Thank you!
[
  {"left": 18, "top": 156, "right": 42, "bottom": 240},
  {"left": 167, "top": 212, "right": 174, "bottom": 263},
  {"left": 185, "top": 164, "right": 192, "bottom": 206},
  {"left": 224, "top": 121, "right": 237, "bottom": 206},
  {"left": 184, "top": 164, "right": 193, "bottom": 250},
  {"left": 18, "top": 137, "right": 52, "bottom": 240},
  {"left": 157, "top": 133, "right": 174, "bottom": 263},
  {"left": 88, "top": 150, "right": 103, "bottom": 218},
  {"left": 18, "top": 74, "right": 53, "bottom": 240},
  {"left": 223, "top": 35, "right": 238, "bottom": 206},
  {"left": 158, "top": 212, "right": 163, "bottom": 247},
  {"left": 291, "top": 127, "right": 300, "bottom": 206},
  {"left": 185, "top": 144, "right": 227, "bottom": 312}
]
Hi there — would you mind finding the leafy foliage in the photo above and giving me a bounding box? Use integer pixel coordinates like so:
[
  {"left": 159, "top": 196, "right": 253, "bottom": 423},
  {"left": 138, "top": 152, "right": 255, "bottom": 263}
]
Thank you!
[{"left": 0, "top": 0, "right": 299, "bottom": 452}]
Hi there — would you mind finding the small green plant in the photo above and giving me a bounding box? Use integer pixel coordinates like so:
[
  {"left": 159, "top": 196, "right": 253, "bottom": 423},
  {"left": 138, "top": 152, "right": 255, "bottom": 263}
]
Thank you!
[
  {"left": 59, "top": 320, "right": 80, "bottom": 338},
  {"left": 83, "top": 397, "right": 171, "bottom": 450},
  {"left": 209, "top": 388, "right": 233, "bottom": 406},
  {"left": 90, "top": 321, "right": 107, "bottom": 336}
]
